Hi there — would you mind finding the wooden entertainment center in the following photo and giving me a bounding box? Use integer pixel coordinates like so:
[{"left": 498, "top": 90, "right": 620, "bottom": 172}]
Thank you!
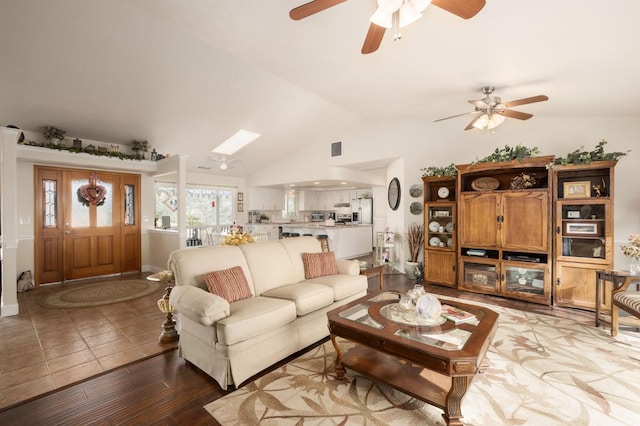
[{"left": 423, "top": 158, "right": 616, "bottom": 309}]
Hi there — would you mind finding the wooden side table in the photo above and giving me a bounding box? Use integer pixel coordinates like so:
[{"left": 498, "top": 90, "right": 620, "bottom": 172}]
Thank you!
[
  {"left": 360, "top": 264, "right": 385, "bottom": 290},
  {"left": 595, "top": 270, "right": 639, "bottom": 327}
]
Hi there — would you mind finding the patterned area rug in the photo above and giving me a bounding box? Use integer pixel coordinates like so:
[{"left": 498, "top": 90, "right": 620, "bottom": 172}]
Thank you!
[
  {"left": 204, "top": 300, "right": 640, "bottom": 425},
  {"left": 39, "top": 279, "right": 162, "bottom": 308}
]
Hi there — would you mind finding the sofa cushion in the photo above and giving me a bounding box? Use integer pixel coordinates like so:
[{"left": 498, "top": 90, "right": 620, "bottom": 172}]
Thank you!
[
  {"left": 239, "top": 241, "right": 300, "bottom": 295},
  {"left": 261, "top": 283, "right": 334, "bottom": 316},
  {"left": 168, "top": 245, "right": 254, "bottom": 293},
  {"left": 307, "top": 273, "right": 368, "bottom": 301},
  {"left": 216, "top": 296, "right": 297, "bottom": 345},
  {"left": 302, "top": 252, "right": 338, "bottom": 279},
  {"left": 203, "top": 266, "right": 253, "bottom": 303}
]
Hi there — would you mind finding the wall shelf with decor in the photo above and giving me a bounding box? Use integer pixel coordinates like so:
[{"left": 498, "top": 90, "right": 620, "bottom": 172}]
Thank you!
[
  {"left": 552, "top": 160, "right": 616, "bottom": 311},
  {"left": 422, "top": 176, "right": 457, "bottom": 287},
  {"left": 456, "top": 156, "right": 554, "bottom": 305}
]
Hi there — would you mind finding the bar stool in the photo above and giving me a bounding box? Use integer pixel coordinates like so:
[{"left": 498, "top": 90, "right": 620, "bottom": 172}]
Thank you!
[
  {"left": 289, "top": 233, "right": 300, "bottom": 237},
  {"left": 317, "top": 235, "right": 330, "bottom": 252},
  {"left": 281, "top": 232, "right": 290, "bottom": 239}
]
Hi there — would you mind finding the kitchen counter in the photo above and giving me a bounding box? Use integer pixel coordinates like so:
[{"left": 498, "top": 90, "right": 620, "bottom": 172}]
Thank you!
[{"left": 281, "top": 224, "right": 372, "bottom": 259}]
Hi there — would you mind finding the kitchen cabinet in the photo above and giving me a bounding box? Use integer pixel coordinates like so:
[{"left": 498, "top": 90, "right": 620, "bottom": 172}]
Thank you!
[
  {"left": 299, "top": 191, "right": 328, "bottom": 211},
  {"left": 330, "top": 190, "right": 352, "bottom": 206},
  {"left": 456, "top": 156, "right": 554, "bottom": 305},
  {"left": 552, "top": 161, "right": 616, "bottom": 310},
  {"left": 247, "top": 224, "right": 280, "bottom": 240},
  {"left": 248, "top": 188, "right": 285, "bottom": 211}
]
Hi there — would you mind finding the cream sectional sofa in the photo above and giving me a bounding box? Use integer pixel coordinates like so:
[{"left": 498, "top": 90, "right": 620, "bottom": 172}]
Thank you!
[{"left": 168, "top": 236, "right": 368, "bottom": 389}]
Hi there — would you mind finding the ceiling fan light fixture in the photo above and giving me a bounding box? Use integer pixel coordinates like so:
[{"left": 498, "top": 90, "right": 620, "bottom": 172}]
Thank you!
[
  {"left": 488, "top": 114, "right": 505, "bottom": 129},
  {"left": 409, "top": 0, "right": 431, "bottom": 13},
  {"left": 370, "top": 7, "right": 393, "bottom": 28},
  {"left": 398, "top": 2, "right": 422, "bottom": 27},
  {"left": 219, "top": 162, "right": 228, "bottom": 170},
  {"left": 473, "top": 113, "right": 505, "bottom": 130},
  {"left": 377, "top": 0, "right": 403, "bottom": 13}
]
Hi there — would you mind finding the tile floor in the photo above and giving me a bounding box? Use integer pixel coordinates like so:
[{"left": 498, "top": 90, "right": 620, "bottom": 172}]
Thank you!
[{"left": 0, "top": 275, "right": 175, "bottom": 410}]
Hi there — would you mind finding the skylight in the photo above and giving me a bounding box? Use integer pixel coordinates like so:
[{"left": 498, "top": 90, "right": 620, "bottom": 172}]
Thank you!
[{"left": 212, "top": 130, "right": 261, "bottom": 155}]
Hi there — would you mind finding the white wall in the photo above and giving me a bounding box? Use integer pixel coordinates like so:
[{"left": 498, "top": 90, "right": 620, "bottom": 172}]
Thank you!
[
  {"left": 8, "top": 146, "right": 248, "bottom": 285},
  {"left": 247, "top": 115, "right": 640, "bottom": 268}
]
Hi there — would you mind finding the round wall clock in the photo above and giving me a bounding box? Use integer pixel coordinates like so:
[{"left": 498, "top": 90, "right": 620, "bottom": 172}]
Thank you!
[
  {"left": 437, "top": 186, "right": 450, "bottom": 199},
  {"left": 388, "top": 177, "right": 401, "bottom": 210}
]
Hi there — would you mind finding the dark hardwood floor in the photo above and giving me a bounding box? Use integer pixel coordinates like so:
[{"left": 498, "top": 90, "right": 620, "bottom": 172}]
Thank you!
[{"left": 0, "top": 272, "right": 596, "bottom": 425}]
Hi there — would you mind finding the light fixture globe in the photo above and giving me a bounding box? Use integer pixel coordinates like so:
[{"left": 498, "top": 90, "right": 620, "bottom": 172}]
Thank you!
[{"left": 219, "top": 162, "right": 228, "bottom": 170}]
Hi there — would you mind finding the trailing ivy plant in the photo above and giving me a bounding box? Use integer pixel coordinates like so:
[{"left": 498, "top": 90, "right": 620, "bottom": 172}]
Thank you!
[
  {"left": 421, "top": 162, "right": 457, "bottom": 177},
  {"left": 550, "top": 140, "right": 629, "bottom": 166},
  {"left": 474, "top": 144, "right": 540, "bottom": 163},
  {"left": 42, "top": 126, "right": 66, "bottom": 143},
  {"left": 22, "top": 139, "right": 145, "bottom": 161}
]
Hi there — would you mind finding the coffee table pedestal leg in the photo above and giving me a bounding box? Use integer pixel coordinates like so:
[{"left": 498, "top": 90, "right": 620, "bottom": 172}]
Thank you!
[
  {"left": 442, "top": 375, "right": 471, "bottom": 426},
  {"left": 330, "top": 334, "right": 346, "bottom": 378}
]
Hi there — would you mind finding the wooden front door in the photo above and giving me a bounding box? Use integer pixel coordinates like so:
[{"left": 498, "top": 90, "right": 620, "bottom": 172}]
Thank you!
[{"left": 35, "top": 166, "right": 141, "bottom": 284}]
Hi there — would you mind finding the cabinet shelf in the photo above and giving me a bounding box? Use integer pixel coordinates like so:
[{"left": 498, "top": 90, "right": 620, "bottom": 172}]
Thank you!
[
  {"left": 553, "top": 161, "right": 616, "bottom": 310},
  {"left": 423, "top": 176, "right": 457, "bottom": 287}
]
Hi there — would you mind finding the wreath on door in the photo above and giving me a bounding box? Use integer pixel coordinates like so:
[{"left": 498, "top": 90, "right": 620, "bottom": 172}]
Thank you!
[{"left": 78, "top": 171, "right": 107, "bottom": 206}]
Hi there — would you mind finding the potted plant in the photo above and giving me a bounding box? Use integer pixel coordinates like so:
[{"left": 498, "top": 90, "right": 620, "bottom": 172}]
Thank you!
[
  {"left": 405, "top": 222, "right": 424, "bottom": 280},
  {"left": 42, "top": 126, "right": 66, "bottom": 145},
  {"left": 130, "top": 139, "right": 149, "bottom": 159}
]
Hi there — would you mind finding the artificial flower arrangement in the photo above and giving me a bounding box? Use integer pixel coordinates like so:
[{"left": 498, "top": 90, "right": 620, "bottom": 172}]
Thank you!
[
  {"left": 621, "top": 234, "right": 640, "bottom": 259},
  {"left": 221, "top": 225, "right": 256, "bottom": 245}
]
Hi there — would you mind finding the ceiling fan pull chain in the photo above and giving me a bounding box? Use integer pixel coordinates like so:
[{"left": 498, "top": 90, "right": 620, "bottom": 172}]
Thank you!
[{"left": 392, "top": 11, "right": 402, "bottom": 40}]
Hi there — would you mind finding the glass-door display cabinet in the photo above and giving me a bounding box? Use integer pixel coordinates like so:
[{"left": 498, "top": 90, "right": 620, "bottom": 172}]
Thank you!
[
  {"left": 553, "top": 161, "right": 616, "bottom": 310},
  {"left": 422, "top": 176, "right": 457, "bottom": 287},
  {"left": 456, "top": 156, "right": 554, "bottom": 305}
]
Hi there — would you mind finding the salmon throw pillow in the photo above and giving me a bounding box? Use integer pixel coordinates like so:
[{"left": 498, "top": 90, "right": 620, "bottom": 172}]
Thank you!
[
  {"left": 203, "top": 266, "right": 252, "bottom": 303},
  {"left": 302, "top": 252, "right": 338, "bottom": 279}
]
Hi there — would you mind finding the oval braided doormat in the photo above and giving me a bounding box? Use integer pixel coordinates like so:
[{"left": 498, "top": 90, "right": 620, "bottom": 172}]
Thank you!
[{"left": 39, "top": 279, "right": 162, "bottom": 309}]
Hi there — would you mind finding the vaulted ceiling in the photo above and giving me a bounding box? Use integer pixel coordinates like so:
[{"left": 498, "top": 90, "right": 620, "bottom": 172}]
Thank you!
[{"left": 2, "top": 0, "right": 639, "bottom": 181}]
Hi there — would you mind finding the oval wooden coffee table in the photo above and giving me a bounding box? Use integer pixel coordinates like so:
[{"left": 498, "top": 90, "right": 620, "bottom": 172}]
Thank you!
[{"left": 327, "top": 291, "right": 498, "bottom": 426}]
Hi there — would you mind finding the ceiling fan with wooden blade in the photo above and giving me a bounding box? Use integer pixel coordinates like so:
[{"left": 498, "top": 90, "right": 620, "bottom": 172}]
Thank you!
[
  {"left": 435, "top": 86, "right": 549, "bottom": 131},
  {"left": 289, "top": 0, "right": 486, "bottom": 54}
]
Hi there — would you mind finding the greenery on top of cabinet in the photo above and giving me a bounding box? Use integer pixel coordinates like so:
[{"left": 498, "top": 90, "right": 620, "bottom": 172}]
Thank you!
[
  {"left": 550, "top": 140, "right": 629, "bottom": 166},
  {"left": 474, "top": 144, "right": 541, "bottom": 164}
]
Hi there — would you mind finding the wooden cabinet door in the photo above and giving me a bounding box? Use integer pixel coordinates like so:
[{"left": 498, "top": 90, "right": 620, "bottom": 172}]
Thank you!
[
  {"left": 501, "top": 191, "right": 549, "bottom": 251},
  {"left": 554, "top": 261, "right": 600, "bottom": 310},
  {"left": 425, "top": 250, "right": 456, "bottom": 287},
  {"left": 459, "top": 192, "right": 500, "bottom": 248}
]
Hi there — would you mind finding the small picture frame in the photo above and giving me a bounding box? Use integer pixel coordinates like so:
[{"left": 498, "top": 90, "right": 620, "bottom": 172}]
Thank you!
[
  {"left": 565, "top": 222, "right": 601, "bottom": 236},
  {"left": 237, "top": 192, "right": 244, "bottom": 202},
  {"left": 237, "top": 202, "right": 244, "bottom": 212},
  {"left": 563, "top": 181, "right": 591, "bottom": 199},
  {"left": 567, "top": 210, "right": 581, "bottom": 219}
]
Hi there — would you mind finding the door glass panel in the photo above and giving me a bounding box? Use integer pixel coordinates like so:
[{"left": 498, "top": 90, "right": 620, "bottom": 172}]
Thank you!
[
  {"left": 71, "top": 178, "right": 90, "bottom": 227},
  {"left": 43, "top": 179, "right": 57, "bottom": 227},
  {"left": 504, "top": 265, "right": 545, "bottom": 296},
  {"left": 96, "top": 180, "right": 113, "bottom": 227},
  {"left": 124, "top": 184, "right": 135, "bottom": 225}
]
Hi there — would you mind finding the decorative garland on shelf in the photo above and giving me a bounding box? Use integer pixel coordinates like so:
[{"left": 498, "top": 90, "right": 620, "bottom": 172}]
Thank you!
[
  {"left": 421, "top": 162, "right": 457, "bottom": 177},
  {"left": 20, "top": 140, "right": 146, "bottom": 160},
  {"left": 473, "top": 144, "right": 541, "bottom": 163},
  {"left": 421, "top": 140, "right": 629, "bottom": 175},
  {"left": 550, "top": 140, "right": 629, "bottom": 166}
]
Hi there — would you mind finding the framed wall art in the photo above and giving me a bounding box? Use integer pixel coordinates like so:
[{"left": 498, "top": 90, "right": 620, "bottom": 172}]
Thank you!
[
  {"left": 565, "top": 222, "right": 602, "bottom": 236},
  {"left": 237, "top": 202, "right": 244, "bottom": 212},
  {"left": 563, "top": 181, "right": 591, "bottom": 199},
  {"left": 237, "top": 192, "right": 244, "bottom": 201}
]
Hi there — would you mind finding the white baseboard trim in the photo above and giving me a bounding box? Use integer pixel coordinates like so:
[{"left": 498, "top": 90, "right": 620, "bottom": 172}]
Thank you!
[{"left": 1, "top": 303, "right": 20, "bottom": 317}]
